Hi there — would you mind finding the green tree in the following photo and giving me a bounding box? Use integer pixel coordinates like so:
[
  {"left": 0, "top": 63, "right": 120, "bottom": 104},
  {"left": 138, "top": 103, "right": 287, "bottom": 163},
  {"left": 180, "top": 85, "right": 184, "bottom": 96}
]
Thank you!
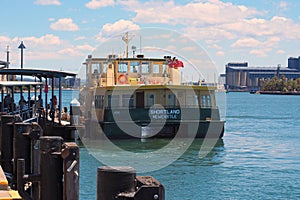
[{"left": 261, "top": 76, "right": 300, "bottom": 92}]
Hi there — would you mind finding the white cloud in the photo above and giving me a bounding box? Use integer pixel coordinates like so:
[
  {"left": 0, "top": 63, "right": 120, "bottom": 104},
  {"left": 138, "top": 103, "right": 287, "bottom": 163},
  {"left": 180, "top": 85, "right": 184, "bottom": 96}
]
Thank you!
[
  {"left": 209, "top": 44, "right": 222, "bottom": 50},
  {"left": 250, "top": 49, "right": 271, "bottom": 57},
  {"left": 0, "top": 34, "right": 65, "bottom": 65},
  {"left": 13, "top": 34, "right": 62, "bottom": 47},
  {"left": 58, "top": 45, "right": 96, "bottom": 56},
  {"left": 0, "top": 34, "right": 96, "bottom": 71},
  {"left": 0, "top": 36, "right": 11, "bottom": 44},
  {"left": 50, "top": 18, "right": 79, "bottom": 31},
  {"left": 96, "top": 19, "right": 140, "bottom": 41},
  {"left": 225, "top": 16, "right": 300, "bottom": 40},
  {"left": 263, "top": 36, "right": 280, "bottom": 47},
  {"left": 113, "top": 0, "right": 300, "bottom": 44},
  {"left": 76, "top": 44, "right": 95, "bottom": 52},
  {"left": 48, "top": 18, "right": 55, "bottom": 22},
  {"left": 34, "top": 0, "right": 61, "bottom": 6},
  {"left": 277, "top": 50, "right": 285, "bottom": 54},
  {"left": 216, "top": 51, "right": 225, "bottom": 56},
  {"left": 85, "top": 0, "right": 115, "bottom": 9},
  {"left": 120, "top": 0, "right": 260, "bottom": 26},
  {"left": 231, "top": 38, "right": 261, "bottom": 48},
  {"left": 181, "top": 46, "right": 197, "bottom": 52},
  {"left": 74, "top": 36, "right": 87, "bottom": 41},
  {"left": 183, "top": 26, "right": 236, "bottom": 41}
]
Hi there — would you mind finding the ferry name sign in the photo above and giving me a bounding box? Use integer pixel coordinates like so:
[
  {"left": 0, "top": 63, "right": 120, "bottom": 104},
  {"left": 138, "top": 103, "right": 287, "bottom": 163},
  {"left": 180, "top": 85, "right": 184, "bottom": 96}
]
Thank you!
[{"left": 149, "top": 109, "right": 181, "bottom": 120}]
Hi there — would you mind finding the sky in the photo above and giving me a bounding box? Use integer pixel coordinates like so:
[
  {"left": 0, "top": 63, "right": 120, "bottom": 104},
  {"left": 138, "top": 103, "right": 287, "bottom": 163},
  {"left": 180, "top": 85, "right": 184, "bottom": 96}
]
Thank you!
[{"left": 1, "top": 0, "right": 300, "bottom": 78}]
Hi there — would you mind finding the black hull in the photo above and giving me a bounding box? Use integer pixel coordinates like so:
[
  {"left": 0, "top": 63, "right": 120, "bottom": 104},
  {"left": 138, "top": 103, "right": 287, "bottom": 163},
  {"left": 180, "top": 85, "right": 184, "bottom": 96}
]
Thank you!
[
  {"left": 84, "top": 120, "right": 224, "bottom": 140},
  {"left": 84, "top": 107, "right": 224, "bottom": 140}
]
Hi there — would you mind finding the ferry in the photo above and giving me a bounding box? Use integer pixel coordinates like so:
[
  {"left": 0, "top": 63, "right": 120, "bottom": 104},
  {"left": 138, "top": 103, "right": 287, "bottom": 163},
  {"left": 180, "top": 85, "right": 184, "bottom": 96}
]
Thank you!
[{"left": 80, "top": 36, "right": 225, "bottom": 139}]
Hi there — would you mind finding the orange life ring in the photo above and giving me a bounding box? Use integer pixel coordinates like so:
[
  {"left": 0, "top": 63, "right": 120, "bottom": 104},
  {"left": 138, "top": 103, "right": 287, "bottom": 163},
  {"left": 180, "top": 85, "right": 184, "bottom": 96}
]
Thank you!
[{"left": 118, "top": 74, "right": 128, "bottom": 84}]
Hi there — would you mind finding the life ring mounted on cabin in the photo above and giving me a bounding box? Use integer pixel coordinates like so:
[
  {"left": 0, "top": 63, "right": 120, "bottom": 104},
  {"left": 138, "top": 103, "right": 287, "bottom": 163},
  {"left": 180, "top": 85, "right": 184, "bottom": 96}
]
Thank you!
[{"left": 118, "top": 74, "right": 128, "bottom": 84}]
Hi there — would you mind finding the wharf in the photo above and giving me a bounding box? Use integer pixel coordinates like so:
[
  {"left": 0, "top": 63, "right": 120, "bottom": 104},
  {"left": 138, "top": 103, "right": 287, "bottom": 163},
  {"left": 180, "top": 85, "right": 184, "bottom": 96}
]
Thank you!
[{"left": 0, "top": 166, "right": 21, "bottom": 200}]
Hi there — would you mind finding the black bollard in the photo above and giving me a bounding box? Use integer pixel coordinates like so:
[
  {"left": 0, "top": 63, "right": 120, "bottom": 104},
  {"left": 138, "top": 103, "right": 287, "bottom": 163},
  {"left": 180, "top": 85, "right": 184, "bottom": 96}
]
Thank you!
[
  {"left": 0, "top": 115, "right": 15, "bottom": 173},
  {"left": 97, "top": 166, "right": 136, "bottom": 200},
  {"left": 0, "top": 112, "right": 8, "bottom": 152},
  {"left": 40, "top": 136, "right": 63, "bottom": 200}
]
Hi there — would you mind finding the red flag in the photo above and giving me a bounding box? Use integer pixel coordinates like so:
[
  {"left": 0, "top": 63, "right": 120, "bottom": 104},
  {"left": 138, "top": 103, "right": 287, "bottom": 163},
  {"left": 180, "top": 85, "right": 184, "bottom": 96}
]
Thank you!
[
  {"left": 177, "top": 60, "right": 184, "bottom": 68},
  {"left": 168, "top": 59, "right": 184, "bottom": 68}
]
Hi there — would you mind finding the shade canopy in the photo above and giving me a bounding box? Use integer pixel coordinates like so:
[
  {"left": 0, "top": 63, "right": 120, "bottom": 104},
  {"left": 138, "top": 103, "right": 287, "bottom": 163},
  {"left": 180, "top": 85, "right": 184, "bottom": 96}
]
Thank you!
[{"left": 0, "top": 68, "right": 76, "bottom": 78}]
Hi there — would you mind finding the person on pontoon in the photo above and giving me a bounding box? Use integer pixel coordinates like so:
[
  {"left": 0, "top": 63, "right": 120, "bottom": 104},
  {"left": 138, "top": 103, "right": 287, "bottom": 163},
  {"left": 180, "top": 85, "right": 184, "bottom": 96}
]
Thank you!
[
  {"left": 61, "top": 107, "right": 70, "bottom": 121},
  {"left": 19, "top": 96, "right": 27, "bottom": 110}
]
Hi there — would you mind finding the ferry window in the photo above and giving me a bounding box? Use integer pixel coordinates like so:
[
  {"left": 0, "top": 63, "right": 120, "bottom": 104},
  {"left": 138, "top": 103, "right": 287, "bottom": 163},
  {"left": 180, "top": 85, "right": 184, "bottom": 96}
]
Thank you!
[
  {"left": 130, "top": 62, "right": 139, "bottom": 73},
  {"left": 103, "top": 63, "right": 107, "bottom": 73},
  {"left": 207, "top": 95, "right": 211, "bottom": 107},
  {"left": 162, "top": 64, "right": 167, "bottom": 74},
  {"left": 92, "top": 63, "right": 100, "bottom": 74},
  {"left": 201, "top": 95, "right": 211, "bottom": 107},
  {"left": 153, "top": 64, "right": 160, "bottom": 74},
  {"left": 141, "top": 62, "right": 150, "bottom": 74},
  {"left": 187, "top": 95, "right": 198, "bottom": 107},
  {"left": 122, "top": 94, "right": 134, "bottom": 108},
  {"left": 118, "top": 62, "right": 128, "bottom": 73},
  {"left": 147, "top": 94, "right": 155, "bottom": 107},
  {"left": 108, "top": 95, "right": 120, "bottom": 108},
  {"left": 201, "top": 95, "right": 206, "bottom": 107},
  {"left": 167, "top": 94, "right": 176, "bottom": 107},
  {"left": 94, "top": 95, "right": 104, "bottom": 109}
]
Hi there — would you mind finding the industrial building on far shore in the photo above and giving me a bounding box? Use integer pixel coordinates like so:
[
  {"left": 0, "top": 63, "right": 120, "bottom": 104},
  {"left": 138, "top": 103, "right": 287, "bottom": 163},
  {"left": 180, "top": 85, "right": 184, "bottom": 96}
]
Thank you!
[{"left": 225, "top": 56, "right": 300, "bottom": 91}]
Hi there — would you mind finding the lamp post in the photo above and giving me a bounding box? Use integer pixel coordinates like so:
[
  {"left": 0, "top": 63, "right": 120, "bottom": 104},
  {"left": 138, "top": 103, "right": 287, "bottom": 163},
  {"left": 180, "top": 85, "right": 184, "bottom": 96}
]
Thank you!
[{"left": 18, "top": 41, "right": 26, "bottom": 81}]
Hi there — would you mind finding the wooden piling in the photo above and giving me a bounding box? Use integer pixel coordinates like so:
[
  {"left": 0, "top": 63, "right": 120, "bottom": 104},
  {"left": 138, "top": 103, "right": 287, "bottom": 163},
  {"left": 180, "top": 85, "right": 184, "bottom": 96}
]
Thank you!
[
  {"left": 0, "top": 115, "right": 15, "bottom": 173},
  {"left": 12, "top": 123, "right": 32, "bottom": 189},
  {"left": 39, "top": 136, "right": 63, "bottom": 200},
  {"left": 61, "top": 142, "right": 79, "bottom": 200}
]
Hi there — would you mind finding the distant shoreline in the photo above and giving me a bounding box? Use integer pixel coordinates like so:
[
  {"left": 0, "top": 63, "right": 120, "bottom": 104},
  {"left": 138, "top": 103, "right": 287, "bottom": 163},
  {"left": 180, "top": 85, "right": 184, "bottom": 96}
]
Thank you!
[{"left": 259, "top": 91, "right": 300, "bottom": 95}]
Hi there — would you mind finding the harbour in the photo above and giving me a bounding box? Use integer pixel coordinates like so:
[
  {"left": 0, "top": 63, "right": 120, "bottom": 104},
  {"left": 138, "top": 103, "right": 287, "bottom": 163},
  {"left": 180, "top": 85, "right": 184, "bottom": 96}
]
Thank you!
[
  {"left": 0, "top": 34, "right": 298, "bottom": 199},
  {"left": 1, "top": 0, "right": 300, "bottom": 197},
  {"left": 79, "top": 92, "right": 300, "bottom": 199},
  {"left": 0, "top": 85, "right": 299, "bottom": 199}
]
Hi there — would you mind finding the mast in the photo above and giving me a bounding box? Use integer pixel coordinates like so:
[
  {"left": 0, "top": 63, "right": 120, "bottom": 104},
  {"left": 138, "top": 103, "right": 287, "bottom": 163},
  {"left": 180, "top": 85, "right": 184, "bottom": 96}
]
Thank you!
[{"left": 122, "top": 32, "right": 134, "bottom": 58}]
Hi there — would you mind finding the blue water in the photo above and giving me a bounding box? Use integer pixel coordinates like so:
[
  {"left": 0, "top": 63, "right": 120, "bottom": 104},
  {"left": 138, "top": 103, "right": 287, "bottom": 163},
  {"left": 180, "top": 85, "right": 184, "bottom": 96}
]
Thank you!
[
  {"left": 20, "top": 91, "right": 298, "bottom": 199},
  {"left": 76, "top": 92, "right": 300, "bottom": 200}
]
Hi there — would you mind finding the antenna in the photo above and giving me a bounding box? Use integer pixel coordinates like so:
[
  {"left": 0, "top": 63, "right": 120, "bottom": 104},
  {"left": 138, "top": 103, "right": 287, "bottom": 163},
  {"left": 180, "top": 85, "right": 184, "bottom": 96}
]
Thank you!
[
  {"left": 6, "top": 45, "right": 9, "bottom": 69},
  {"left": 6, "top": 45, "right": 9, "bottom": 81},
  {"left": 140, "top": 35, "right": 142, "bottom": 54},
  {"left": 121, "top": 32, "right": 134, "bottom": 58}
]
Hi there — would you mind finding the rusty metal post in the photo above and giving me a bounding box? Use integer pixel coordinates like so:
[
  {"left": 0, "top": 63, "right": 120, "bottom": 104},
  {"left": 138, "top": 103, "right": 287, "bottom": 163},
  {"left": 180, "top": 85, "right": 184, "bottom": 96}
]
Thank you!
[
  {"left": 97, "top": 166, "right": 136, "bottom": 200},
  {"left": 134, "top": 176, "right": 165, "bottom": 200},
  {"left": 17, "top": 159, "right": 32, "bottom": 200},
  {"left": 61, "top": 142, "right": 80, "bottom": 200},
  {"left": 0, "top": 115, "right": 15, "bottom": 173},
  {"left": 40, "top": 136, "right": 63, "bottom": 200},
  {"left": 31, "top": 122, "right": 42, "bottom": 200}
]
